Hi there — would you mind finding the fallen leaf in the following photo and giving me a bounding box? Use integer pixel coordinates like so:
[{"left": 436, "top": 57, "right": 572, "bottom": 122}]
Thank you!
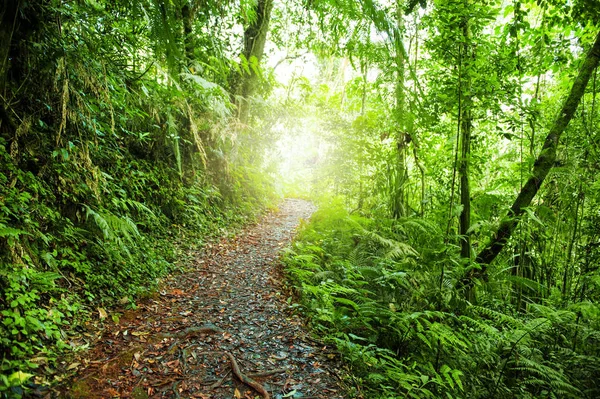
[{"left": 66, "top": 362, "right": 80, "bottom": 371}]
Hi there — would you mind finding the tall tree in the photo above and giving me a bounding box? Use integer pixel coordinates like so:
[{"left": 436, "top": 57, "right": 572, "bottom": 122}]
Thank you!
[
  {"left": 235, "top": 0, "right": 274, "bottom": 123},
  {"left": 181, "top": 1, "right": 196, "bottom": 66},
  {"left": 0, "top": 0, "right": 19, "bottom": 96},
  {"left": 475, "top": 30, "right": 600, "bottom": 275},
  {"left": 391, "top": 0, "right": 408, "bottom": 218},
  {"left": 458, "top": 0, "right": 473, "bottom": 259}
]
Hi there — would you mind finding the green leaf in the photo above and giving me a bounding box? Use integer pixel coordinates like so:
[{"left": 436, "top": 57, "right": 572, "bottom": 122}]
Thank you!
[
  {"left": 8, "top": 371, "right": 33, "bottom": 385},
  {"left": 0, "top": 227, "right": 30, "bottom": 238},
  {"left": 523, "top": 207, "right": 545, "bottom": 227}
]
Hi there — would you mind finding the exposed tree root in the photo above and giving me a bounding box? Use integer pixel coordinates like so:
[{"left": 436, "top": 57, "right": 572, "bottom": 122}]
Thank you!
[
  {"left": 157, "top": 325, "right": 223, "bottom": 340},
  {"left": 198, "top": 351, "right": 277, "bottom": 399}
]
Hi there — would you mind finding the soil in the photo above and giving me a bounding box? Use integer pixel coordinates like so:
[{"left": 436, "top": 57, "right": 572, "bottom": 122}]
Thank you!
[{"left": 56, "top": 199, "right": 346, "bottom": 399}]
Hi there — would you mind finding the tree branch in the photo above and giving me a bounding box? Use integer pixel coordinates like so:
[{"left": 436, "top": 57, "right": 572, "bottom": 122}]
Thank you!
[{"left": 475, "top": 31, "right": 600, "bottom": 274}]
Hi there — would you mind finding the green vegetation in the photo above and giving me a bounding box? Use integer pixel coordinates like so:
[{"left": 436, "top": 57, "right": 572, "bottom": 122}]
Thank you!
[
  {"left": 286, "top": 199, "right": 600, "bottom": 398},
  {"left": 0, "top": 1, "right": 276, "bottom": 396},
  {"left": 2, "top": 0, "right": 600, "bottom": 397},
  {"left": 279, "top": 0, "right": 600, "bottom": 397}
]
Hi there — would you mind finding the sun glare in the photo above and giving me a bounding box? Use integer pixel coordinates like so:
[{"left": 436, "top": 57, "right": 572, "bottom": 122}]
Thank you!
[{"left": 270, "top": 117, "right": 326, "bottom": 196}]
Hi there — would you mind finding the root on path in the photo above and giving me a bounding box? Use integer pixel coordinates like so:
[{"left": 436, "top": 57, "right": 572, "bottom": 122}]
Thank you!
[
  {"left": 60, "top": 199, "right": 345, "bottom": 399},
  {"left": 198, "top": 351, "right": 282, "bottom": 399}
]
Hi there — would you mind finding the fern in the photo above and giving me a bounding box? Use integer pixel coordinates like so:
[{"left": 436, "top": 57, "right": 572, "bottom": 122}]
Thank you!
[
  {"left": 0, "top": 225, "right": 30, "bottom": 238},
  {"left": 468, "top": 305, "right": 523, "bottom": 329},
  {"left": 359, "top": 228, "right": 419, "bottom": 259},
  {"left": 84, "top": 205, "right": 140, "bottom": 245},
  {"left": 311, "top": 270, "right": 335, "bottom": 283},
  {"left": 459, "top": 315, "right": 500, "bottom": 335},
  {"left": 284, "top": 200, "right": 600, "bottom": 399},
  {"left": 512, "top": 357, "right": 580, "bottom": 397}
]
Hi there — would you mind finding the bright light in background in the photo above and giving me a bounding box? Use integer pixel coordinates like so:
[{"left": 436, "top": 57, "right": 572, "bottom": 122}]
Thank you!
[
  {"left": 268, "top": 114, "right": 328, "bottom": 197},
  {"left": 264, "top": 42, "right": 372, "bottom": 197},
  {"left": 268, "top": 52, "right": 320, "bottom": 86},
  {"left": 262, "top": 48, "right": 328, "bottom": 197}
]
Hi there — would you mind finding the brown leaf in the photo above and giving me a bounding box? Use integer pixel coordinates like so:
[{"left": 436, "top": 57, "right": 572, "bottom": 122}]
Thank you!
[
  {"left": 66, "top": 362, "right": 80, "bottom": 371},
  {"left": 98, "top": 307, "right": 108, "bottom": 320}
]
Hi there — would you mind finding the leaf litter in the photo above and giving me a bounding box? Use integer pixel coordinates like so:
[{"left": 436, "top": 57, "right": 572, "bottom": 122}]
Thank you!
[{"left": 57, "top": 199, "right": 346, "bottom": 399}]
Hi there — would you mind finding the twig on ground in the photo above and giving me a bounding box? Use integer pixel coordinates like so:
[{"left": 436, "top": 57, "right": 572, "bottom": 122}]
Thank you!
[
  {"left": 248, "top": 368, "right": 287, "bottom": 378},
  {"left": 208, "top": 369, "right": 232, "bottom": 389}
]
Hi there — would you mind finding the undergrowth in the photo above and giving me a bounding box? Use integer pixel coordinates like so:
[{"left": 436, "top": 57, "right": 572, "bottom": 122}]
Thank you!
[
  {"left": 284, "top": 198, "right": 600, "bottom": 398},
  {"left": 0, "top": 137, "right": 272, "bottom": 397},
  {"left": 0, "top": 8, "right": 277, "bottom": 396},
  {"left": 0, "top": 2, "right": 283, "bottom": 395}
]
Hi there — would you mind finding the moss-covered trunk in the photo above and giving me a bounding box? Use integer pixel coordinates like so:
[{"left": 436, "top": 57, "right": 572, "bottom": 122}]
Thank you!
[{"left": 236, "top": 0, "right": 274, "bottom": 123}]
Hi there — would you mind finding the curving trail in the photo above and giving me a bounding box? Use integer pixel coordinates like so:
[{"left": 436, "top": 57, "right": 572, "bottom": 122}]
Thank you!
[{"left": 64, "top": 199, "right": 345, "bottom": 399}]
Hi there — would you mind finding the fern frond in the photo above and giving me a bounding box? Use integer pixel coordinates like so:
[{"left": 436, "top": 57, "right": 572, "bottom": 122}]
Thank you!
[
  {"left": 311, "top": 270, "right": 336, "bottom": 283},
  {"left": 359, "top": 229, "right": 418, "bottom": 259},
  {"left": 468, "top": 306, "right": 523, "bottom": 328},
  {"left": 84, "top": 205, "right": 140, "bottom": 245},
  {"left": 458, "top": 315, "right": 499, "bottom": 335}
]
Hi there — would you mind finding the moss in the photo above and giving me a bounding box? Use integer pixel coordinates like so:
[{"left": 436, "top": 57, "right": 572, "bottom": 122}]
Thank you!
[
  {"left": 131, "top": 386, "right": 149, "bottom": 399},
  {"left": 69, "top": 379, "right": 94, "bottom": 399}
]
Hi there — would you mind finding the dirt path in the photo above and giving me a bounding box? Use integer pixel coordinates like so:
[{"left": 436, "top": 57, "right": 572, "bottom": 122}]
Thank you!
[{"left": 63, "top": 199, "right": 345, "bottom": 399}]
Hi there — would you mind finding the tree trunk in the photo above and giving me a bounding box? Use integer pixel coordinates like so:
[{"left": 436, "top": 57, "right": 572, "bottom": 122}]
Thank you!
[
  {"left": 181, "top": 3, "right": 195, "bottom": 67},
  {"left": 459, "top": 115, "right": 472, "bottom": 258},
  {"left": 0, "top": 0, "right": 19, "bottom": 96},
  {"left": 562, "top": 189, "right": 583, "bottom": 298},
  {"left": 237, "top": 0, "right": 274, "bottom": 123},
  {"left": 0, "top": 0, "right": 20, "bottom": 133},
  {"left": 458, "top": 13, "right": 472, "bottom": 259},
  {"left": 392, "top": 0, "right": 407, "bottom": 218},
  {"left": 475, "top": 31, "right": 600, "bottom": 273}
]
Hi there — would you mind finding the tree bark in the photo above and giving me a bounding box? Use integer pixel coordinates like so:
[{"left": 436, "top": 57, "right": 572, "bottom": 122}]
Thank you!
[
  {"left": 475, "top": 31, "right": 600, "bottom": 273},
  {"left": 181, "top": 3, "right": 195, "bottom": 67},
  {"left": 392, "top": 0, "right": 407, "bottom": 218},
  {"left": 459, "top": 114, "right": 472, "bottom": 258},
  {"left": 0, "top": 0, "right": 20, "bottom": 96},
  {"left": 236, "top": 0, "right": 274, "bottom": 123},
  {"left": 458, "top": 10, "right": 472, "bottom": 259},
  {"left": 0, "top": 0, "right": 21, "bottom": 134}
]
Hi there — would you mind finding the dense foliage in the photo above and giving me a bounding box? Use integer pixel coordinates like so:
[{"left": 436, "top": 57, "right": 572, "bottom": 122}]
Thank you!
[
  {"left": 0, "top": 0, "right": 277, "bottom": 395},
  {"left": 2, "top": 0, "right": 600, "bottom": 397},
  {"left": 286, "top": 199, "right": 600, "bottom": 398},
  {"left": 278, "top": 0, "right": 600, "bottom": 397}
]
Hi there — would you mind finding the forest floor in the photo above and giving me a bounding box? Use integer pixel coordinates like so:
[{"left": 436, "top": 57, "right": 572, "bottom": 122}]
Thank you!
[{"left": 57, "top": 199, "right": 346, "bottom": 399}]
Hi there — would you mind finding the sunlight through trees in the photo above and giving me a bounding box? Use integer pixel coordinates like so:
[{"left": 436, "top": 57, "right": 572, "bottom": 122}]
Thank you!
[{"left": 1, "top": 0, "right": 600, "bottom": 397}]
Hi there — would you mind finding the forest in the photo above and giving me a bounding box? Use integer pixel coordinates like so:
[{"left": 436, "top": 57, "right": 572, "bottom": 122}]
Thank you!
[{"left": 1, "top": 0, "right": 600, "bottom": 397}]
